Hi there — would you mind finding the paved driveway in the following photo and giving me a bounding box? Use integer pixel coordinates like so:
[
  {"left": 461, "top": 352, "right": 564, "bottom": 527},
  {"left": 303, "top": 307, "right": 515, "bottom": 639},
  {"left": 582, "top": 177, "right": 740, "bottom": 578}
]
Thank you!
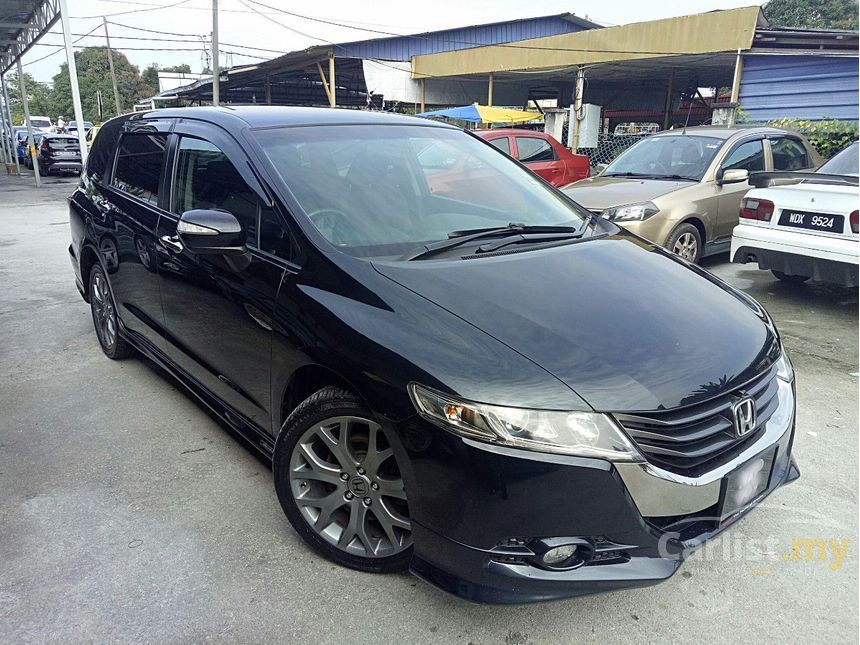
[{"left": 1, "top": 177, "right": 857, "bottom": 643}]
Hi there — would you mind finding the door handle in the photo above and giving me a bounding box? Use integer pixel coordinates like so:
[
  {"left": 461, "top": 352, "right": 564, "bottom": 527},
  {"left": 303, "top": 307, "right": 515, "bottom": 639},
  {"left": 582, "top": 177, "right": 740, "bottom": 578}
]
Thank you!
[{"left": 160, "top": 235, "right": 184, "bottom": 254}]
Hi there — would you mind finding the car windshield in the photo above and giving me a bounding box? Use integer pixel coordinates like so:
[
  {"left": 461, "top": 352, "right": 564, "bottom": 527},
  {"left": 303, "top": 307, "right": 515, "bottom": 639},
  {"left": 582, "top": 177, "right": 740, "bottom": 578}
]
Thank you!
[
  {"left": 818, "top": 143, "right": 859, "bottom": 176},
  {"left": 603, "top": 134, "right": 724, "bottom": 180},
  {"left": 254, "top": 124, "right": 590, "bottom": 259}
]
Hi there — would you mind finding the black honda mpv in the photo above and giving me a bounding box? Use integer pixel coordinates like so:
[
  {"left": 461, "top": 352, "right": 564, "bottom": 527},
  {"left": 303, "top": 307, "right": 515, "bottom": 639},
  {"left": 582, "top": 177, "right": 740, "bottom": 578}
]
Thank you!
[{"left": 68, "top": 106, "right": 798, "bottom": 603}]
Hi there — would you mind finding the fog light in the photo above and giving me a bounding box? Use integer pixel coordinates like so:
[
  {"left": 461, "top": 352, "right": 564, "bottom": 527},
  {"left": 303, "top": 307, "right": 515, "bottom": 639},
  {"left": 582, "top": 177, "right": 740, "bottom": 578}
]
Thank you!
[{"left": 542, "top": 544, "right": 578, "bottom": 565}]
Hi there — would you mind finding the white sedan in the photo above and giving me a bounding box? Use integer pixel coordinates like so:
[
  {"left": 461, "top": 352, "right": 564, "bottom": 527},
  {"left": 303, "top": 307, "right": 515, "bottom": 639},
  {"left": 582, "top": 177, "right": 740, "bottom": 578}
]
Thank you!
[{"left": 731, "top": 142, "right": 859, "bottom": 286}]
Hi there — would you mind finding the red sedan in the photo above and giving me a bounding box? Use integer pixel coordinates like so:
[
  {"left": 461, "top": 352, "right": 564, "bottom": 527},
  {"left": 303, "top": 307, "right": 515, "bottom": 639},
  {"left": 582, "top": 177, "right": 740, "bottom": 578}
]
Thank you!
[{"left": 474, "top": 129, "right": 590, "bottom": 186}]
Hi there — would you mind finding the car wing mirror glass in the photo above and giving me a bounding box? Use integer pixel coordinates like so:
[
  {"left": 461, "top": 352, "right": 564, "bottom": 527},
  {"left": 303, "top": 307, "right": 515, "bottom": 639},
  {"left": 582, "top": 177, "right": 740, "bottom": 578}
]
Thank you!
[
  {"left": 177, "top": 209, "right": 246, "bottom": 256},
  {"left": 718, "top": 168, "right": 749, "bottom": 185}
]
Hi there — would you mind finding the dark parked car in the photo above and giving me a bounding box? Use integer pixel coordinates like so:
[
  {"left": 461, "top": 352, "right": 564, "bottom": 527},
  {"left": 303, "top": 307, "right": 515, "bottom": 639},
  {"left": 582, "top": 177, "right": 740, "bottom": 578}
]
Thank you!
[
  {"left": 69, "top": 107, "right": 798, "bottom": 604},
  {"left": 36, "top": 133, "right": 82, "bottom": 175}
]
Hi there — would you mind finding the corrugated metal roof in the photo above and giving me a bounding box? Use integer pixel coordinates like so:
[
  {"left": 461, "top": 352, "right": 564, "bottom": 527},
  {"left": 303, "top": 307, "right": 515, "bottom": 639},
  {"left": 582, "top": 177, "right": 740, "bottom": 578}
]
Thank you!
[
  {"left": 739, "top": 54, "right": 859, "bottom": 121},
  {"left": 335, "top": 14, "right": 596, "bottom": 62}
]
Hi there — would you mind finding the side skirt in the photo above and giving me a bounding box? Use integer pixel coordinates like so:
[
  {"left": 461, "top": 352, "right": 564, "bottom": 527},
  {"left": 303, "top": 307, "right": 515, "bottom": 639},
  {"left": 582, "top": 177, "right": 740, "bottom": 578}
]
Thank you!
[{"left": 120, "top": 323, "right": 276, "bottom": 461}]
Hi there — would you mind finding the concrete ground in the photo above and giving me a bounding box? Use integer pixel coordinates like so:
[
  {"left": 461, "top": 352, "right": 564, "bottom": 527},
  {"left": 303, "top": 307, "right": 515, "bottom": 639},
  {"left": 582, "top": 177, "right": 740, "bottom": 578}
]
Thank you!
[{"left": 1, "top": 175, "right": 857, "bottom": 644}]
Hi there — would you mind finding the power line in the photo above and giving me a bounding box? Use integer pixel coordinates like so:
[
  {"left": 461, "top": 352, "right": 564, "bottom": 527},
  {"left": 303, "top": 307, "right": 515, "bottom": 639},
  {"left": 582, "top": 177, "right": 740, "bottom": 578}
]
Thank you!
[
  {"left": 72, "top": 0, "right": 192, "bottom": 20},
  {"left": 21, "top": 22, "right": 104, "bottom": 68},
  {"left": 37, "top": 30, "right": 285, "bottom": 55},
  {"left": 235, "top": 0, "right": 332, "bottom": 44}
]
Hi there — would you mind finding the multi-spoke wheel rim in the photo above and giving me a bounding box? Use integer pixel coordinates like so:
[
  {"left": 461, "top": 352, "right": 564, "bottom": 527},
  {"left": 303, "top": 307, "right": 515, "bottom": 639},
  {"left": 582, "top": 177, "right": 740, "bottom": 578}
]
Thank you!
[
  {"left": 289, "top": 416, "right": 412, "bottom": 558},
  {"left": 91, "top": 271, "right": 117, "bottom": 349},
  {"left": 672, "top": 232, "right": 698, "bottom": 261}
]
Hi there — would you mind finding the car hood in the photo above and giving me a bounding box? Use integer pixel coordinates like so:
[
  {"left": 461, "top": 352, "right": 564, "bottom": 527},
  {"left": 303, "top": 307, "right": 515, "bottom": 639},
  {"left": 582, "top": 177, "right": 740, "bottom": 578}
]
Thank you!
[
  {"left": 372, "top": 233, "right": 775, "bottom": 412},
  {"left": 562, "top": 176, "right": 694, "bottom": 211}
]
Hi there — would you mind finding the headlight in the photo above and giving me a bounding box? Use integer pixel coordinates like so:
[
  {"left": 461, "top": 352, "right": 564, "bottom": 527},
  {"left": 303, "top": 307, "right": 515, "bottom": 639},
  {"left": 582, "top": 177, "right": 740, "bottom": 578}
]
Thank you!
[
  {"left": 775, "top": 344, "right": 794, "bottom": 382},
  {"left": 408, "top": 384, "right": 642, "bottom": 462},
  {"left": 601, "top": 201, "right": 659, "bottom": 222}
]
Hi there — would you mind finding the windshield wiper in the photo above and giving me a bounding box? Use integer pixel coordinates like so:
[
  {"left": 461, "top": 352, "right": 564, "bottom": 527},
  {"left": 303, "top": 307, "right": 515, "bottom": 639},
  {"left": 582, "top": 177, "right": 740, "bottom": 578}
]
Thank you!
[
  {"left": 405, "top": 223, "right": 579, "bottom": 261},
  {"left": 645, "top": 174, "right": 696, "bottom": 181},
  {"left": 602, "top": 172, "right": 652, "bottom": 178}
]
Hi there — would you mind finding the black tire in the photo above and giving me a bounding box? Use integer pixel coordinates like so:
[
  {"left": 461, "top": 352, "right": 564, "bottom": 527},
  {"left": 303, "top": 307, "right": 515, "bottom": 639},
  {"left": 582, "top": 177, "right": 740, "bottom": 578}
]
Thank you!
[
  {"left": 665, "top": 223, "right": 702, "bottom": 264},
  {"left": 772, "top": 270, "right": 810, "bottom": 284},
  {"left": 88, "top": 264, "right": 134, "bottom": 359},
  {"left": 273, "top": 386, "right": 413, "bottom": 573}
]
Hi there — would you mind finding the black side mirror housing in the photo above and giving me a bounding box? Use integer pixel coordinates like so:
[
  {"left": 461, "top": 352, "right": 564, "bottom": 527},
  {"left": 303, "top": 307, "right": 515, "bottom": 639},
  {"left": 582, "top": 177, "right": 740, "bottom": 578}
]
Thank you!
[{"left": 177, "top": 209, "right": 246, "bottom": 256}]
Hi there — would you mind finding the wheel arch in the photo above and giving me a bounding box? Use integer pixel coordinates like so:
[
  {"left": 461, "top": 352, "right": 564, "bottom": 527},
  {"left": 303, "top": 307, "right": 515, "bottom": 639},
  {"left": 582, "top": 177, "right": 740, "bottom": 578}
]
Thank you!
[
  {"left": 277, "top": 363, "right": 373, "bottom": 432},
  {"left": 678, "top": 215, "right": 707, "bottom": 243},
  {"left": 78, "top": 243, "right": 100, "bottom": 302}
]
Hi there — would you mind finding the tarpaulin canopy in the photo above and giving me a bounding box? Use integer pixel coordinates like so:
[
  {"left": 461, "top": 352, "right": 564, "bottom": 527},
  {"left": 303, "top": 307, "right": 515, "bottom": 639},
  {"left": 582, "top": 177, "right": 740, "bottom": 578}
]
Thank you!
[{"left": 417, "top": 103, "right": 542, "bottom": 124}]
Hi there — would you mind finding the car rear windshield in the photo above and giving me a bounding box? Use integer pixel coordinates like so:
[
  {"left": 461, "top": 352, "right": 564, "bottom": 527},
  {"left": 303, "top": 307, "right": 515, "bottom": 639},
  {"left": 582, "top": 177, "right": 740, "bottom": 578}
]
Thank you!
[
  {"left": 254, "top": 125, "right": 588, "bottom": 259},
  {"left": 603, "top": 134, "right": 724, "bottom": 180},
  {"left": 47, "top": 137, "right": 79, "bottom": 149},
  {"left": 818, "top": 142, "right": 859, "bottom": 176}
]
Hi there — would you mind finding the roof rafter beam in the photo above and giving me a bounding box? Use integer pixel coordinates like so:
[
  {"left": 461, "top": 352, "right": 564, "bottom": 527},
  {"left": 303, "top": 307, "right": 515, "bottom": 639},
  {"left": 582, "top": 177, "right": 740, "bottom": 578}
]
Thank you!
[{"left": 1, "top": 0, "right": 61, "bottom": 74}]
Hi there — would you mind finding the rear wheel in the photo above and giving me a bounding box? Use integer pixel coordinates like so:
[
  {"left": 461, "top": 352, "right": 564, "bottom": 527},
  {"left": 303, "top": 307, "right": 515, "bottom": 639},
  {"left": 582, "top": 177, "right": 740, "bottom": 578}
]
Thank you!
[
  {"left": 772, "top": 270, "right": 810, "bottom": 284},
  {"left": 665, "top": 223, "right": 702, "bottom": 263},
  {"left": 89, "top": 264, "right": 134, "bottom": 359},
  {"left": 273, "top": 386, "right": 412, "bottom": 573}
]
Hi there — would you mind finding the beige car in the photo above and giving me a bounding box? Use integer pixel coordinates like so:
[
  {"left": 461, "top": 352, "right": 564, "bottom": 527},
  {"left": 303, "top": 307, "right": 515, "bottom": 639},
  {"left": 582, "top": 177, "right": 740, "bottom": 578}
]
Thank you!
[{"left": 562, "top": 126, "right": 822, "bottom": 262}]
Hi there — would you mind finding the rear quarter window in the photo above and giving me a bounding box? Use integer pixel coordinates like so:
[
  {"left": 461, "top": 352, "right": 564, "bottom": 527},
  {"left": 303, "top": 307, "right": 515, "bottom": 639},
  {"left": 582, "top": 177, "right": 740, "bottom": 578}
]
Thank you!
[{"left": 111, "top": 133, "right": 168, "bottom": 205}]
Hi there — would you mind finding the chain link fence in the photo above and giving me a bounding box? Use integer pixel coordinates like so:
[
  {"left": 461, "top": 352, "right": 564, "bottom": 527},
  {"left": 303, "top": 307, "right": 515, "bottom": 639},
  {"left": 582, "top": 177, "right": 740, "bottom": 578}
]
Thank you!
[{"left": 560, "top": 119, "right": 652, "bottom": 169}]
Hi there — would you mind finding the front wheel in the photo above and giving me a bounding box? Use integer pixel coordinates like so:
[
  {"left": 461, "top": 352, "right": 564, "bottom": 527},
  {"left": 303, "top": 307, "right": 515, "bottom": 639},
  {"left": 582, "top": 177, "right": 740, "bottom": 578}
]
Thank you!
[
  {"left": 665, "top": 223, "right": 702, "bottom": 264},
  {"left": 772, "top": 270, "right": 810, "bottom": 284},
  {"left": 273, "top": 386, "right": 413, "bottom": 573}
]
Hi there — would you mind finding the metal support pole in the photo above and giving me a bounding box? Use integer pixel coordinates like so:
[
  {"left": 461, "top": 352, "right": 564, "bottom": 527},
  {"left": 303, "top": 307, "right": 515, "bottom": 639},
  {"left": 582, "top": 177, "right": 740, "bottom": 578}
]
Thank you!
[
  {"left": 487, "top": 73, "right": 493, "bottom": 107},
  {"left": 328, "top": 51, "right": 336, "bottom": 108},
  {"left": 728, "top": 49, "right": 744, "bottom": 128},
  {"left": 17, "top": 59, "right": 40, "bottom": 187},
  {"left": 211, "top": 0, "right": 219, "bottom": 106},
  {"left": 662, "top": 69, "right": 675, "bottom": 131},
  {"left": 571, "top": 66, "right": 585, "bottom": 151},
  {"left": 1, "top": 74, "right": 20, "bottom": 174},
  {"left": 419, "top": 78, "right": 425, "bottom": 113},
  {"left": 102, "top": 17, "right": 122, "bottom": 116},
  {"left": 265, "top": 75, "right": 271, "bottom": 105},
  {"left": 0, "top": 80, "right": 9, "bottom": 166},
  {"left": 58, "top": 0, "right": 88, "bottom": 165}
]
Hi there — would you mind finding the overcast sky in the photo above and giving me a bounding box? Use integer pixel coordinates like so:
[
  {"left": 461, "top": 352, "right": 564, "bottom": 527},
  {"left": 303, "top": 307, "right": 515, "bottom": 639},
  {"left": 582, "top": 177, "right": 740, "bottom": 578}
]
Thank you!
[{"left": 21, "top": 0, "right": 766, "bottom": 83}]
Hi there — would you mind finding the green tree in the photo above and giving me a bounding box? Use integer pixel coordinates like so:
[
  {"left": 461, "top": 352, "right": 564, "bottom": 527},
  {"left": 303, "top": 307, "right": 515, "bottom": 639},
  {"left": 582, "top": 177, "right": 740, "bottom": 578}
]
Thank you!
[
  {"left": 4, "top": 72, "right": 53, "bottom": 124},
  {"left": 764, "top": 0, "right": 859, "bottom": 29},
  {"left": 49, "top": 47, "right": 153, "bottom": 122}
]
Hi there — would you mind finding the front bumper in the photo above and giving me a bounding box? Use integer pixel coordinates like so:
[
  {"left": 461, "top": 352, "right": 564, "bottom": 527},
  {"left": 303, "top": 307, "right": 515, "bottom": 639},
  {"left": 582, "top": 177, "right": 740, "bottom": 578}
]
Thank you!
[{"left": 403, "top": 380, "right": 798, "bottom": 603}]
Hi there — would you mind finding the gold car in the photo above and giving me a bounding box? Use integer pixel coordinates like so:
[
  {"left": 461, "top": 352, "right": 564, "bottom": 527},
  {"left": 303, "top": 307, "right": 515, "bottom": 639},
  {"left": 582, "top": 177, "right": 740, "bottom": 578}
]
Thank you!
[{"left": 562, "top": 126, "right": 822, "bottom": 263}]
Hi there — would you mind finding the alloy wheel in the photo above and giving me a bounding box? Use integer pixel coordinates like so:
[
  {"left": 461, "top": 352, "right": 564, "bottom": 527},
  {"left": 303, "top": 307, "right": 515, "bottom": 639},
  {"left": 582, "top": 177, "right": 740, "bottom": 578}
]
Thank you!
[
  {"left": 288, "top": 416, "right": 412, "bottom": 558},
  {"left": 91, "top": 270, "right": 117, "bottom": 350},
  {"left": 672, "top": 232, "right": 698, "bottom": 262}
]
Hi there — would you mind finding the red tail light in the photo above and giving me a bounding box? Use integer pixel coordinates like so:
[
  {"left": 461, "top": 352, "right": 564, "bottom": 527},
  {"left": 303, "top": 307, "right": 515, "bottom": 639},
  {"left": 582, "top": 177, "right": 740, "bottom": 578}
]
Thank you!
[
  {"left": 850, "top": 210, "right": 858, "bottom": 235},
  {"left": 40, "top": 140, "right": 49, "bottom": 153},
  {"left": 740, "top": 197, "right": 775, "bottom": 221}
]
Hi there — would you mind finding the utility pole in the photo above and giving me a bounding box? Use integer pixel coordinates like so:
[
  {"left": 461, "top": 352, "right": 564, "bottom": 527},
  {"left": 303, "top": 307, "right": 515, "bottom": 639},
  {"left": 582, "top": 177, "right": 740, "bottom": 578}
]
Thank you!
[
  {"left": 211, "top": 0, "right": 219, "bottom": 106},
  {"left": 102, "top": 17, "right": 122, "bottom": 116}
]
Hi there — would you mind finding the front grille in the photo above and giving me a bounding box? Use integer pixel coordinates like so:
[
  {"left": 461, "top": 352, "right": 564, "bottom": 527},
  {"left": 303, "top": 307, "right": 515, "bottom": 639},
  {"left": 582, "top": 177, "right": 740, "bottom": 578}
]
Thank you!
[{"left": 615, "top": 364, "right": 780, "bottom": 477}]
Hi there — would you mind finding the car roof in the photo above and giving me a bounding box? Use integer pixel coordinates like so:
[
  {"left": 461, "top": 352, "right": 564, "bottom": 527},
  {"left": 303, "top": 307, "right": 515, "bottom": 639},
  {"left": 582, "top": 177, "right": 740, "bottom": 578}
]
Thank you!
[
  {"left": 474, "top": 129, "right": 547, "bottom": 137},
  {"left": 652, "top": 125, "right": 791, "bottom": 140},
  {"left": 126, "top": 105, "right": 455, "bottom": 130}
]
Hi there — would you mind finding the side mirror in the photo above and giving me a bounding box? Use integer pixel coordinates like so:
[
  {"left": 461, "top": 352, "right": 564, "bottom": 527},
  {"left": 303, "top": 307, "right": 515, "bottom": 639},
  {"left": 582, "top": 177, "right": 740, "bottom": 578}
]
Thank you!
[
  {"left": 177, "top": 209, "right": 246, "bottom": 255},
  {"left": 718, "top": 168, "right": 749, "bottom": 185}
]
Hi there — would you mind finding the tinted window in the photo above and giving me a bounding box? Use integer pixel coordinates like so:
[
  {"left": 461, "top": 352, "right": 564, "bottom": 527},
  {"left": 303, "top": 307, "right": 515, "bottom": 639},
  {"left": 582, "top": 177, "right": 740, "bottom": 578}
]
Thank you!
[
  {"left": 488, "top": 137, "right": 511, "bottom": 155},
  {"left": 516, "top": 137, "right": 555, "bottom": 163},
  {"left": 172, "top": 137, "right": 280, "bottom": 252},
  {"left": 722, "top": 139, "right": 765, "bottom": 172},
  {"left": 112, "top": 133, "right": 166, "bottom": 204},
  {"left": 818, "top": 142, "right": 859, "bottom": 176},
  {"left": 771, "top": 137, "right": 811, "bottom": 171}
]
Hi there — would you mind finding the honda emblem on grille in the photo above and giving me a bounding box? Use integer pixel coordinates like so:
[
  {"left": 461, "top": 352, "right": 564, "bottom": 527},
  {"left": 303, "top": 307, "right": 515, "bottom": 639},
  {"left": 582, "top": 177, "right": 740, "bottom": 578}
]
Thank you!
[{"left": 732, "top": 396, "right": 757, "bottom": 437}]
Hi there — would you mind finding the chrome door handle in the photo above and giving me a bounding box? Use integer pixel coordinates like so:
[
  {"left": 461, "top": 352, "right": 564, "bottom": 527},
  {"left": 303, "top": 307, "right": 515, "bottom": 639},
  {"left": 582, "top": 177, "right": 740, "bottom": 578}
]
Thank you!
[{"left": 160, "top": 235, "right": 183, "bottom": 253}]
